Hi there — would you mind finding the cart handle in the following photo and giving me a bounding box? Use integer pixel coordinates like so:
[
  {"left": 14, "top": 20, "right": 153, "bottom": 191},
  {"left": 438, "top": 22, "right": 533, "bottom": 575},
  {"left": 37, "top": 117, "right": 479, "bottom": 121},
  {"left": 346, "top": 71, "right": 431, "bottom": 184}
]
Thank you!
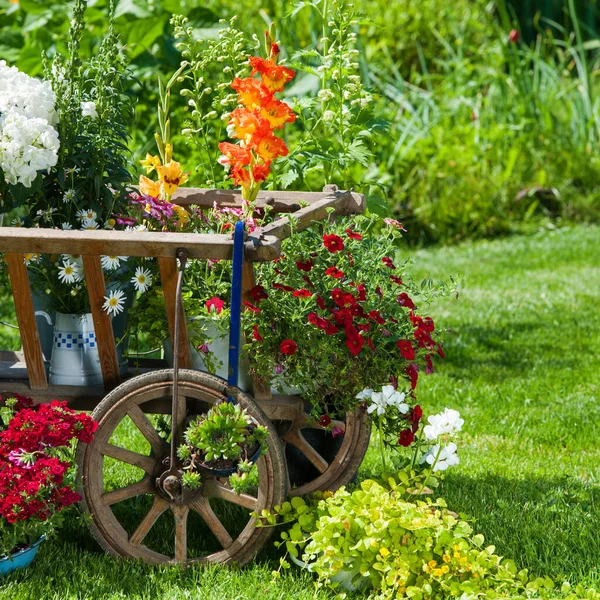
[{"left": 227, "top": 221, "right": 245, "bottom": 400}]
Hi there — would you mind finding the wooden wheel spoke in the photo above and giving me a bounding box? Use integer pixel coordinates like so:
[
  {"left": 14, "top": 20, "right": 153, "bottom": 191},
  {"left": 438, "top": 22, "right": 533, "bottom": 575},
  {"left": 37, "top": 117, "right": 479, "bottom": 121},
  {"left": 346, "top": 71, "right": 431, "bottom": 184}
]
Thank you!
[
  {"left": 283, "top": 429, "right": 329, "bottom": 474},
  {"left": 173, "top": 394, "right": 188, "bottom": 446},
  {"left": 129, "top": 495, "right": 170, "bottom": 546},
  {"left": 202, "top": 478, "right": 258, "bottom": 511},
  {"left": 127, "top": 405, "right": 168, "bottom": 456},
  {"left": 190, "top": 496, "right": 233, "bottom": 549},
  {"left": 172, "top": 505, "right": 189, "bottom": 563},
  {"left": 102, "top": 477, "right": 155, "bottom": 506},
  {"left": 102, "top": 443, "right": 157, "bottom": 475}
]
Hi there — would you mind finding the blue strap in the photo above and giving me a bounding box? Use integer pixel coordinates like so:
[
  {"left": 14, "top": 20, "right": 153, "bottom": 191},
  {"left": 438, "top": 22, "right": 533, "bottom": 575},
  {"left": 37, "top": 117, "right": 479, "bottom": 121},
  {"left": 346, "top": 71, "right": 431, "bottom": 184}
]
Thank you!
[{"left": 227, "top": 221, "right": 245, "bottom": 400}]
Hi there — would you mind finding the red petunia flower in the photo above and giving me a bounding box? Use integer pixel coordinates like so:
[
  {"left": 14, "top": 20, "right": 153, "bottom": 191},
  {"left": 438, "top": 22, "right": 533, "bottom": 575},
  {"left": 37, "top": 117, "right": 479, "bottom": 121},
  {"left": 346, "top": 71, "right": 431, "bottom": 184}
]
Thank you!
[
  {"left": 316, "top": 295, "right": 326, "bottom": 310},
  {"left": 242, "top": 301, "right": 261, "bottom": 313},
  {"left": 280, "top": 339, "right": 298, "bottom": 355},
  {"left": 398, "top": 429, "right": 414, "bottom": 447},
  {"left": 425, "top": 354, "right": 434, "bottom": 374},
  {"left": 368, "top": 310, "right": 385, "bottom": 325},
  {"left": 323, "top": 233, "right": 345, "bottom": 253},
  {"left": 293, "top": 288, "right": 312, "bottom": 298},
  {"left": 296, "top": 259, "right": 314, "bottom": 272},
  {"left": 249, "top": 285, "right": 268, "bottom": 303},
  {"left": 437, "top": 344, "right": 445, "bottom": 359},
  {"left": 206, "top": 296, "right": 225, "bottom": 314},
  {"left": 390, "top": 275, "right": 403, "bottom": 285},
  {"left": 397, "top": 340, "right": 415, "bottom": 360},
  {"left": 382, "top": 256, "right": 396, "bottom": 269},
  {"left": 397, "top": 293, "right": 415, "bottom": 309},
  {"left": 345, "top": 229, "right": 362, "bottom": 240},
  {"left": 319, "top": 415, "right": 332, "bottom": 427},
  {"left": 273, "top": 282, "right": 294, "bottom": 293},
  {"left": 325, "top": 266, "right": 344, "bottom": 279},
  {"left": 406, "top": 363, "right": 419, "bottom": 389},
  {"left": 252, "top": 325, "right": 263, "bottom": 342}
]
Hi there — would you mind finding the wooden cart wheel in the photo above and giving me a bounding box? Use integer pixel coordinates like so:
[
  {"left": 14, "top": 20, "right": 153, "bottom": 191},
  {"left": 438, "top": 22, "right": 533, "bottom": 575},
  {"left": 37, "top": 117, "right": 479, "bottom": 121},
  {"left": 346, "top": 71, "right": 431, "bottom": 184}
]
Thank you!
[
  {"left": 282, "top": 407, "right": 371, "bottom": 497},
  {"left": 77, "top": 369, "right": 287, "bottom": 566}
]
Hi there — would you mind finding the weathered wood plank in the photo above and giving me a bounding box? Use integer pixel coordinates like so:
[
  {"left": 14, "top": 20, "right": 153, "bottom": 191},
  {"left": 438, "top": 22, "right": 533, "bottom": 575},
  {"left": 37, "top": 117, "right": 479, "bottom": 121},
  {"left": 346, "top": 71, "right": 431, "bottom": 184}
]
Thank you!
[
  {"left": 5, "top": 253, "right": 48, "bottom": 390},
  {"left": 157, "top": 257, "right": 192, "bottom": 369},
  {"left": 82, "top": 255, "right": 120, "bottom": 391},
  {"left": 0, "top": 228, "right": 234, "bottom": 260}
]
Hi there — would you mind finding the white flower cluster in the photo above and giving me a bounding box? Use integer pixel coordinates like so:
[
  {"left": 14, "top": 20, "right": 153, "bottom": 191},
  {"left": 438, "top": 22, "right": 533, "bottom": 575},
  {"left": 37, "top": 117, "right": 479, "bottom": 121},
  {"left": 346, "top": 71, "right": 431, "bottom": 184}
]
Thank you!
[
  {"left": 0, "top": 61, "right": 60, "bottom": 187},
  {"left": 423, "top": 408, "right": 464, "bottom": 440},
  {"left": 357, "top": 385, "right": 409, "bottom": 416},
  {"left": 422, "top": 442, "right": 459, "bottom": 472}
]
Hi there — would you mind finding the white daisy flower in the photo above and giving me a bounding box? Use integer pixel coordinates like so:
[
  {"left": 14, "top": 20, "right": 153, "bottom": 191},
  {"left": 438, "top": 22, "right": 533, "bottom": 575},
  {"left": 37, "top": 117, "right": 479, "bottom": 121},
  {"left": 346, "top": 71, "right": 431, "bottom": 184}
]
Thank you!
[
  {"left": 62, "top": 189, "right": 76, "bottom": 203},
  {"left": 82, "top": 219, "right": 99, "bottom": 230},
  {"left": 58, "top": 261, "right": 77, "bottom": 284},
  {"left": 76, "top": 208, "right": 97, "bottom": 222},
  {"left": 23, "top": 253, "right": 40, "bottom": 265},
  {"left": 131, "top": 267, "right": 152, "bottom": 292},
  {"left": 61, "top": 222, "right": 73, "bottom": 230},
  {"left": 103, "top": 289, "right": 126, "bottom": 316},
  {"left": 101, "top": 255, "right": 127, "bottom": 271},
  {"left": 10, "top": 218, "right": 23, "bottom": 227}
]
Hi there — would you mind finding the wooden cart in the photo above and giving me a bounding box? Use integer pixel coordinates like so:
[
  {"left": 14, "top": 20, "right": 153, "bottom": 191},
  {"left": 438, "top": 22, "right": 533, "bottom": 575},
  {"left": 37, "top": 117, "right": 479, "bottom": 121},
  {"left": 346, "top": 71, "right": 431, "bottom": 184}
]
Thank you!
[{"left": 0, "top": 187, "right": 371, "bottom": 565}]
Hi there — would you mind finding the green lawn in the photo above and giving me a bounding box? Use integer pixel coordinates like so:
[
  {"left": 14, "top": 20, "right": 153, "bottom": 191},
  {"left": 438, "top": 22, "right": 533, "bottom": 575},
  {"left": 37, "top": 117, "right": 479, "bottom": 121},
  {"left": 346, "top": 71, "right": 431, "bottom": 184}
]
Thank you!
[{"left": 1, "top": 224, "right": 599, "bottom": 598}]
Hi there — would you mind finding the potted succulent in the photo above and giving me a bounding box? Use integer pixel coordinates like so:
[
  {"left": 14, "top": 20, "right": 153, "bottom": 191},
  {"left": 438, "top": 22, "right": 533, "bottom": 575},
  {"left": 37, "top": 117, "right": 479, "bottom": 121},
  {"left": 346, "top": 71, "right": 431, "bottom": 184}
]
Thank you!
[
  {"left": 0, "top": 0, "right": 137, "bottom": 385},
  {"left": 0, "top": 394, "right": 97, "bottom": 574},
  {"left": 177, "top": 401, "right": 269, "bottom": 495}
]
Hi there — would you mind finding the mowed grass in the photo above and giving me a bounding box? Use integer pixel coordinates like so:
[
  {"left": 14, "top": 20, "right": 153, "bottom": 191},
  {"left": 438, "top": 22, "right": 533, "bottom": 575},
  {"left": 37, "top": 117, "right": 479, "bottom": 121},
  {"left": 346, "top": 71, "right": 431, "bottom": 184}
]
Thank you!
[{"left": 0, "top": 224, "right": 599, "bottom": 598}]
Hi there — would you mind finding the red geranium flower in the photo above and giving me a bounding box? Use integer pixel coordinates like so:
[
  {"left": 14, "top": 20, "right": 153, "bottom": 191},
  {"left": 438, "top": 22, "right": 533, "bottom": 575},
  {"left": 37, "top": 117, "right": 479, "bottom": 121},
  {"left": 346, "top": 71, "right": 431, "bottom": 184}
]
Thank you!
[
  {"left": 280, "top": 339, "right": 297, "bottom": 355},
  {"left": 382, "top": 257, "right": 395, "bottom": 269},
  {"left": 296, "top": 259, "right": 314, "bottom": 272},
  {"left": 345, "top": 229, "right": 362, "bottom": 240},
  {"left": 293, "top": 288, "right": 312, "bottom": 298},
  {"left": 206, "top": 296, "right": 225, "bottom": 314},
  {"left": 397, "top": 340, "right": 415, "bottom": 360},
  {"left": 397, "top": 293, "right": 415, "bottom": 309},
  {"left": 323, "top": 233, "right": 345, "bottom": 253},
  {"left": 398, "top": 429, "right": 414, "bottom": 447},
  {"left": 249, "top": 285, "right": 268, "bottom": 303},
  {"left": 319, "top": 415, "right": 332, "bottom": 427},
  {"left": 325, "top": 266, "right": 344, "bottom": 279},
  {"left": 252, "top": 325, "right": 263, "bottom": 342}
]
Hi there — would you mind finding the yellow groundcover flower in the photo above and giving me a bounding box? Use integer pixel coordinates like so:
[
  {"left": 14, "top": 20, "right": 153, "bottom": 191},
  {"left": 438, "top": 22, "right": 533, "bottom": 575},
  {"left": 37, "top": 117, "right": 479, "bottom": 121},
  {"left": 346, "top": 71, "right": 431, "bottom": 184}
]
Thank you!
[
  {"left": 139, "top": 175, "right": 161, "bottom": 198},
  {"left": 157, "top": 160, "right": 189, "bottom": 197},
  {"left": 140, "top": 153, "right": 161, "bottom": 174}
]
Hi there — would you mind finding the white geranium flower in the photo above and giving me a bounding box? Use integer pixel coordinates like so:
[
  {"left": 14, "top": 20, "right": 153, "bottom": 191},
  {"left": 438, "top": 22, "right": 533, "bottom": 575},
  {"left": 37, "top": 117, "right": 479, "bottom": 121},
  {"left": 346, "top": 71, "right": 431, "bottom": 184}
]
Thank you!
[
  {"left": 423, "top": 408, "right": 464, "bottom": 441},
  {"left": 367, "top": 391, "right": 387, "bottom": 416},
  {"left": 103, "top": 289, "right": 126, "bottom": 316},
  {"left": 356, "top": 388, "right": 374, "bottom": 401},
  {"left": 381, "top": 386, "right": 409, "bottom": 414},
  {"left": 80, "top": 101, "right": 98, "bottom": 119},
  {"left": 101, "top": 255, "right": 127, "bottom": 271},
  {"left": 131, "top": 267, "right": 152, "bottom": 292},
  {"left": 58, "top": 261, "right": 77, "bottom": 284},
  {"left": 421, "top": 442, "right": 459, "bottom": 472}
]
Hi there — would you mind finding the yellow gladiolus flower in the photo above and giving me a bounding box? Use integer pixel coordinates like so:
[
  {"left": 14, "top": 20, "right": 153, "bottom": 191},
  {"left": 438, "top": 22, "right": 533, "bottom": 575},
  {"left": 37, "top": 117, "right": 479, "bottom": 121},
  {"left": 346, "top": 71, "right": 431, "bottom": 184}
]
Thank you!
[
  {"left": 140, "top": 153, "right": 161, "bottom": 174},
  {"left": 139, "top": 175, "right": 161, "bottom": 198},
  {"left": 173, "top": 205, "right": 190, "bottom": 226},
  {"left": 156, "top": 160, "right": 189, "bottom": 197}
]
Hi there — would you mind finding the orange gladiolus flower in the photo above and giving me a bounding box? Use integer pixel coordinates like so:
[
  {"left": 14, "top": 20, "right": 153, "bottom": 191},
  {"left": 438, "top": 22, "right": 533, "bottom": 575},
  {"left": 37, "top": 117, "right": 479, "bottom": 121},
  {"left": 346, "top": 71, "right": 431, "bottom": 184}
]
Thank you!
[
  {"left": 231, "top": 164, "right": 251, "bottom": 188},
  {"left": 231, "top": 77, "right": 270, "bottom": 110},
  {"left": 253, "top": 133, "right": 289, "bottom": 163},
  {"left": 139, "top": 175, "right": 161, "bottom": 198},
  {"left": 249, "top": 57, "right": 295, "bottom": 93},
  {"left": 228, "top": 108, "right": 271, "bottom": 141},
  {"left": 259, "top": 96, "right": 296, "bottom": 129},
  {"left": 218, "top": 142, "right": 252, "bottom": 167},
  {"left": 252, "top": 164, "right": 271, "bottom": 182}
]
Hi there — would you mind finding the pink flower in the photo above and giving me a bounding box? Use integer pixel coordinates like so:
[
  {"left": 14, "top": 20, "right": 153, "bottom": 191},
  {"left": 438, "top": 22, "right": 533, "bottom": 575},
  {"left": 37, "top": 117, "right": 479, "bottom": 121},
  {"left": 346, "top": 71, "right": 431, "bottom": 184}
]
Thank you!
[
  {"left": 331, "top": 425, "right": 344, "bottom": 438},
  {"left": 508, "top": 29, "right": 520, "bottom": 44},
  {"left": 206, "top": 297, "right": 225, "bottom": 314},
  {"left": 383, "top": 218, "right": 406, "bottom": 231}
]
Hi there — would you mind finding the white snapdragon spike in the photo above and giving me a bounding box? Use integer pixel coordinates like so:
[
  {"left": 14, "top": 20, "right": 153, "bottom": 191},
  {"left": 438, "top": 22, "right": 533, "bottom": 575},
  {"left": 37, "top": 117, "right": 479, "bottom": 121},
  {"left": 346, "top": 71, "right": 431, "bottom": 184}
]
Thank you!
[
  {"left": 421, "top": 442, "right": 459, "bottom": 472},
  {"left": 101, "top": 255, "right": 127, "bottom": 271},
  {"left": 80, "top": 101, "right": 98, "bottom": 119},
  {"left": 356, "top": 388, "right": 374, "bottom": 401},
  {"left": 423, "top": 408, "right": 464, "bottom": 441},
  {"left": 103, "top": 290, "right": 126, "bottom": 316},
  {"left": 131, "top": 267, "right": 153, "bottom": 292}
]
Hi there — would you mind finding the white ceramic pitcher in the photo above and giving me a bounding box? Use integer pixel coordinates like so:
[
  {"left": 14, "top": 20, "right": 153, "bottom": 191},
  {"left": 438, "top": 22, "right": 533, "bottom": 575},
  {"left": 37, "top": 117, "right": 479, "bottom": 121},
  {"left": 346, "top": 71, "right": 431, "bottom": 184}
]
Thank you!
[{"left": 36, "top": 311, "right": 103, "bottom": 386}]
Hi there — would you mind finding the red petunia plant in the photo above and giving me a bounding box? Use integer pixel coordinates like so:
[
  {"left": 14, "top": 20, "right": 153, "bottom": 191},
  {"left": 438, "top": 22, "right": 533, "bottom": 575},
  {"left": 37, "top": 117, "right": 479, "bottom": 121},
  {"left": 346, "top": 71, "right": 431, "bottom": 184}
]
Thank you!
[
  {"left": 218, "top": 30, "right": 296, "bottom": 213},
  {"left": 0, "top": 395, "right": 97, "bottom": 556},
  {"left": 244, "top": 214, "right": 455, "bottom": 447}
]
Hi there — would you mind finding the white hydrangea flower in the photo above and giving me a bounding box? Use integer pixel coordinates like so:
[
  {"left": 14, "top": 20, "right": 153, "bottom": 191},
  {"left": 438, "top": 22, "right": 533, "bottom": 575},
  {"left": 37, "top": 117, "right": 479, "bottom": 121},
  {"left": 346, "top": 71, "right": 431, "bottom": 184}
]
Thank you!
[
  {"left": 421, "top": 442, "right": 459, "bottom": 472},
  {"left": 80, "top": 101, "right": 98, "bottom": 119},
  {"left": 423, "top": 408, "right": 464, "bottom": 441},
  {"left": 131, "top": 267, "right": 153, "bottom": 292},
  {"left": 103, "top": 289, "right": 126, "bottom": 316}
]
